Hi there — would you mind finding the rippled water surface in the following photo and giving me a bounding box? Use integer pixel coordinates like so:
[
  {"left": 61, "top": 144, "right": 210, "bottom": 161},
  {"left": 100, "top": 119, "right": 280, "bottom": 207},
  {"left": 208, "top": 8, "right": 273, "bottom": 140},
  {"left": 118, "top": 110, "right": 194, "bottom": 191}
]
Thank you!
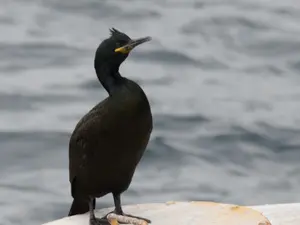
[{"left": 1, "top": 0, "right": 300, "bottom": 224}]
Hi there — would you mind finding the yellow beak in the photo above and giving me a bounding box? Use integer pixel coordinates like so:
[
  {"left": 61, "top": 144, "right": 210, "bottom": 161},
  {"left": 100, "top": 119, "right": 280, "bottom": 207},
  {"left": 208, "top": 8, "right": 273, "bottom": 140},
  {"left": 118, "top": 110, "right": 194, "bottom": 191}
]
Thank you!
[{"left": 115, "top": 36, "right": 152, "bottom": 54}]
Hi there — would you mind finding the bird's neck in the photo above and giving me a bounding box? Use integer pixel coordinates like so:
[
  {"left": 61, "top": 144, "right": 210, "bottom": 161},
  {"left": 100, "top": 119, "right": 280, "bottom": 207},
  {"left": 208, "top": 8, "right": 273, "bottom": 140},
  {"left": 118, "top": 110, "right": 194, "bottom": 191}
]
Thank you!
[{"left": 95, "top": 64, "right": 125, "bottom": 95}]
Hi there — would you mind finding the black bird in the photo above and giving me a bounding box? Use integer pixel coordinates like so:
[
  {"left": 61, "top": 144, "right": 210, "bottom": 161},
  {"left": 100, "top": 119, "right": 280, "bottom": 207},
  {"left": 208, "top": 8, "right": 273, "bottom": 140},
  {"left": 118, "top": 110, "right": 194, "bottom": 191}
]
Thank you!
[{"left": 68, "top": 28, "right": 153, "bottom": 225}]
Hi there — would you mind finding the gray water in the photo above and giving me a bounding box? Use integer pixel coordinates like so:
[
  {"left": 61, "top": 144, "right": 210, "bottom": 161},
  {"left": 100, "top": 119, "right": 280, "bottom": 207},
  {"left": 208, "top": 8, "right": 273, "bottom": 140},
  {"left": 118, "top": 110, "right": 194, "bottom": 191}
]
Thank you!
[{"left": 1, "top": 0, "right": 300, "bottom": 224}]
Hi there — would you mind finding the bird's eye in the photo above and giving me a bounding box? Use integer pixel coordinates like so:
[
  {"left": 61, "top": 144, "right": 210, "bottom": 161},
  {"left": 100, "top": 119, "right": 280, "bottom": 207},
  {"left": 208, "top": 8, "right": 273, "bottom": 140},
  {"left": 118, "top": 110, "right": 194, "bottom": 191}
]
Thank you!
[
  {"left": 116, "top": 42, "right": 122, "bottom": 48},
  {"left": 116, "top": 40, "right": 127, "bottom": 47}
]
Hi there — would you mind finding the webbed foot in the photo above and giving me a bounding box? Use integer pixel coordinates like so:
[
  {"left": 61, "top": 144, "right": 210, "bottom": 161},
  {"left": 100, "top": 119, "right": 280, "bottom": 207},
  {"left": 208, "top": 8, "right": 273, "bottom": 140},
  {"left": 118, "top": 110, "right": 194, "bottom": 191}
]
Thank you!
[
  {"left": 102, "top": 210, "right": 151, "bottom": 224},
  {"left": 90, "top": 217, "right": 111, "bottom": 225}
]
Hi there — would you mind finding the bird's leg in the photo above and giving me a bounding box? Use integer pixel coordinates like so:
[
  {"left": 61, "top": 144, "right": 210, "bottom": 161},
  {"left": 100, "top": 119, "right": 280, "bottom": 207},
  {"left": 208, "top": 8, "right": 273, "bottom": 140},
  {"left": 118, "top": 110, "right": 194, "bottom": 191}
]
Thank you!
[
  {"left": 112, "top": 193, "right": 151, "bottom": 223},
  {"left": 89, "top": 197, "right": 110, "bottom": 225}
]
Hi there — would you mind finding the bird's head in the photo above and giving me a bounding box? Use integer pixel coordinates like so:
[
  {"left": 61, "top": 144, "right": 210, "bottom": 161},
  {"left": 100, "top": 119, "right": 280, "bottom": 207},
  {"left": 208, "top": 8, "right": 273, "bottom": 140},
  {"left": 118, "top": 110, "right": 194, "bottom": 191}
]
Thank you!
[{"left": 94, "top": 28, "right": 151, "bottom": 70}]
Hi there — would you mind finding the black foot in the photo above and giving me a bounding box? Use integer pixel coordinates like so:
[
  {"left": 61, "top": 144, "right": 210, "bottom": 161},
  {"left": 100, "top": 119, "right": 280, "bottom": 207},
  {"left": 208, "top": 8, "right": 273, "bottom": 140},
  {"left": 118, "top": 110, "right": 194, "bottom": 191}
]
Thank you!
[
  {"left": 101, "top": 210, "right": 151, "bottom": 224},
  {"left": 90, "top": 217, "right": 111, "bottom": 225},
  {"left": 89, "top": 197, "right": 111, "bottom": 225}
]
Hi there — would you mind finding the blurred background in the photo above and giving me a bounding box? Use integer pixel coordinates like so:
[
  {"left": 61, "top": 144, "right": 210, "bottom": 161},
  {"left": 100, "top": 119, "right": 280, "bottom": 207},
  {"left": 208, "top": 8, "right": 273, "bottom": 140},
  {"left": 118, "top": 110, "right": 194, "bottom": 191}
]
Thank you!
[{"left": 1, "top": 0, "right": 300, "bottom": 224}]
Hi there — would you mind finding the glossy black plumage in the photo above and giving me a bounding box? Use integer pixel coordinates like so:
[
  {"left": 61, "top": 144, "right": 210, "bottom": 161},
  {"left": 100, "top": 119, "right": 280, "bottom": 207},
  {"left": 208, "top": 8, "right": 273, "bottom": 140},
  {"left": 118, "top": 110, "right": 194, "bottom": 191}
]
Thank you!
[{"left": 68, "top": 28, "right": 152, "bottom": 224}]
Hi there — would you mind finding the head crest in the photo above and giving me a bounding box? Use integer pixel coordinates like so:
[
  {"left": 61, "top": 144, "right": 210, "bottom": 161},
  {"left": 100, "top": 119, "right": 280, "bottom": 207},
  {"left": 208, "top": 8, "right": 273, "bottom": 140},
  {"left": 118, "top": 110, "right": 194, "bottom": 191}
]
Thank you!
[{"left": 109, "top": 28, "right": 122, "bottom": 37}]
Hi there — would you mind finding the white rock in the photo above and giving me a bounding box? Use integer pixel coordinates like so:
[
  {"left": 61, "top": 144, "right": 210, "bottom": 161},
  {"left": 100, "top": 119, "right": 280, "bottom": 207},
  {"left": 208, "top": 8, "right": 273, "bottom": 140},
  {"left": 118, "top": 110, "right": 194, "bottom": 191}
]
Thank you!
[{"left": 42, "top": 201, "right": 300, "bottom": 225}]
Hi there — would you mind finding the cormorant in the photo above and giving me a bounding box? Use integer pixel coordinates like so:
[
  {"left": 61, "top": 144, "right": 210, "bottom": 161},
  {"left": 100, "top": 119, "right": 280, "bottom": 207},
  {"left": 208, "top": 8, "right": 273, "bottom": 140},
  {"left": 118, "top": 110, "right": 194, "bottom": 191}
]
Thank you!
[{"left": 68, "top": 28, "right": 153, "bottom": 225}]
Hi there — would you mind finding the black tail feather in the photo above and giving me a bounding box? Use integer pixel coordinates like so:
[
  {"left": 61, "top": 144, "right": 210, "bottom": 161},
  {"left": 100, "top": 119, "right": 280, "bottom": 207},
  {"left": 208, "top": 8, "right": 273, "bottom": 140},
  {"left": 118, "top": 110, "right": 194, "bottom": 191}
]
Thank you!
[{"left": 68, "top": 198, "right": 95, "bottom": 216}]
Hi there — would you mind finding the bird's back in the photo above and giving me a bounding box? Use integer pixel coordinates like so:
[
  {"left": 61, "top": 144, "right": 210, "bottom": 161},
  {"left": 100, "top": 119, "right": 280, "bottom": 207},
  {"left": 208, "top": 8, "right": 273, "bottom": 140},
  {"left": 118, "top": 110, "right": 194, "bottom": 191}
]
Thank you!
[{"left": 69, "top": 79, "right": 152, "bottom": 198}]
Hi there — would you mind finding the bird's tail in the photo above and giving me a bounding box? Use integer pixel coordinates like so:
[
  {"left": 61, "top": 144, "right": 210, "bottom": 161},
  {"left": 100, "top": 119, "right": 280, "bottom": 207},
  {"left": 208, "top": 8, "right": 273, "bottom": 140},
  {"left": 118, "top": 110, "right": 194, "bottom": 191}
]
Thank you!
[{"left": 68, "top": 198, "right": 95, "bottom": 216}]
